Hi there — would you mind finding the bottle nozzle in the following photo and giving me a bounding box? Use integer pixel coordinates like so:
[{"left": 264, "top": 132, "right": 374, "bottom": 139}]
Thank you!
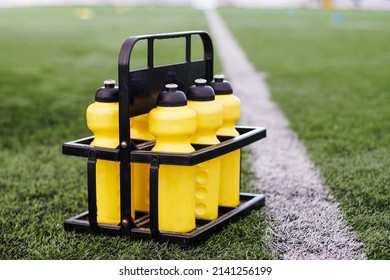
[
  {"left": 195, "top": 78, "right": 207, "bottom": 86},
  {"left": 166, "top": 83, "right": 178, "bottom": 91},
  {"left": 213, "top": 74, "right": 225, "bottom": 82},
  {"left": 157, "top": 84, "right": 187, "bottom": 106},
  {"left": 95, "top": 79, "right": 119, "bottom": 102},
  {"left": 104, "top": 79, "right": 116, "bottom": 88},
  {"left": 209, "top": 74, "right": 232, "bottom": 95}
]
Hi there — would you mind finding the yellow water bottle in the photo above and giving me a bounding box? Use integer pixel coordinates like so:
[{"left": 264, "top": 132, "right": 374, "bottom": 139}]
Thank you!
[
  {"left": 187, "top": 78, "right": 223, "bottom": 220},
  {"left": 86, "top": 80, "right": 124, "bottom": 225},
  {"left": 149, "top": 84, "right": 197, "bottom": 232},
  {"left": 209, "top": 74, "right": 241, "bottom": 207},
  {"left": 131, "top": 114, "right": 155, "bottom": 214}
]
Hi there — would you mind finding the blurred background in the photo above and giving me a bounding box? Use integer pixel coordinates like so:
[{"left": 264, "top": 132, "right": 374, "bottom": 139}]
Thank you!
[
  {"left": 1, "top": 0, "right": 389, "bottom": 260},
  {"left": 1, "top": 0, "right": 390, "bottom": 10}
]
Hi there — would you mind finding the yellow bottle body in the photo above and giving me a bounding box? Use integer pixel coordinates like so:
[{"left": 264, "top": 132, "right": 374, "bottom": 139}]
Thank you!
[
  {"left": 87, "top": 101, "right": 134, "bottom": 224},
  {"left": 130, "top": 113, "right": 155, "bottom": 214},
  {"left": 215, "top": 94, "right": 241, "bottom": 207},
  {"left": 188, "top": 100, "right": 223, "bottom": 220},
  {"left": 149, "top": 106, "right": 196, "bottom": 232},
  {"left": 218, "top": 150, "right": 241, "bottom": 206},
  {"left": 95, "top": 160, "right": 120, "bottom": 224},
  {"left": 87, "top": 102, "right": 119, "bottom": 148}
]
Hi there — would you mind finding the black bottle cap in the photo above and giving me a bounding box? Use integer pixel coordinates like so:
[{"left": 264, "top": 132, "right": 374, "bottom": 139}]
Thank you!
[
  {"left": 186, "top": 78, "right": 215, "bottom": 101},
  {"left": 157, "top": 84, "right": 187, "bottom": 107},
  {"left": 95, "top": 79, "right": 119, "bottom": 102},
  {"left": 209, "top": 74, "right": 233, "bottom": 95}
]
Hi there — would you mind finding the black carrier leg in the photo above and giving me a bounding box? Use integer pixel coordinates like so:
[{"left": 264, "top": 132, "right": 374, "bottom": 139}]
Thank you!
[
  {"left": 149, "top": 155, "right": 160, "bottom": 240},
  {"left": 87, "top": 149, "right": 99, "bottom": 234}
]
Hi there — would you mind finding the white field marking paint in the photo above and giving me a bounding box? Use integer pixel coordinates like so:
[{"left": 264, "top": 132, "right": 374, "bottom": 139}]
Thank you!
[{"left": 205, "top": 9, "right": 366, "bottom": 260}]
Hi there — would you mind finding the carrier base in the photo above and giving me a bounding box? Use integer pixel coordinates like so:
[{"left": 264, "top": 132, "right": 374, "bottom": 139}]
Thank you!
[{"left": 64, "top": 193, "right": 265, "bottom": 249}]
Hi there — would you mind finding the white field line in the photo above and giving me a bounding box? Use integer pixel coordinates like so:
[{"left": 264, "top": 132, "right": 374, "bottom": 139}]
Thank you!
[{"left": 205, "top": 8, "right": 366, "bottom": 260}]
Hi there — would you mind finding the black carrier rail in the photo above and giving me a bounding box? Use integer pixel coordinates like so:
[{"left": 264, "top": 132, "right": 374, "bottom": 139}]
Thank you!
[{"left": 62, "top": 31, "right": 266, "bottom": 248}]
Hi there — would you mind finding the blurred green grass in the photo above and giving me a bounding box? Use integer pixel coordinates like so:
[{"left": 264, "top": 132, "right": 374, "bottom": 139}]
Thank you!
[
  {"left": 0, "top": 6, "right": 275, "bottom": 260},
  {"left": 220, "top": 8, "right": 390, "bottom": 259}
]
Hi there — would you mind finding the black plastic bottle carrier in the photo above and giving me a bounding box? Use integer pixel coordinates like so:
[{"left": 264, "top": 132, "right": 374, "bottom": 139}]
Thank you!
[{"left": 62, "top": 31, "right": 267, "bottom": 248}]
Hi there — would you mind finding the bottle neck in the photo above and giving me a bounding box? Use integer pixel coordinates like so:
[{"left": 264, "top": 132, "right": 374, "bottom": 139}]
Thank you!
[
  {"left": 217, "top": 121, "right": 239, "bottom": 137},
  {"left": 152, "top": 136, "right": 195, "bottom": 153},
  {"left": 130, "top": 114, "right": 154, "bottom": 140},
  {"left": 90, "top": 132, "right": 119, "bottom": 148},
  {"left": 191, "top": 130, "right": 220, "bottom": 145}
]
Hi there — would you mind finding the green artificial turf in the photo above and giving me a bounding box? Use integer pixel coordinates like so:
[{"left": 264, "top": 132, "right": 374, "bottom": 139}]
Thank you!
[
  {"left": 0, "top": 6, "right": 275, "bottom": 260},
  {"left": 220, "top": 8, "right": 390, "bottom": 259}
]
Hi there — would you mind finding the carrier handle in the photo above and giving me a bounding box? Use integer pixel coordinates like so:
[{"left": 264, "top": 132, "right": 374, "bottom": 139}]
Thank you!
[
  {"left": 118, "top": 30, "right": 213, "bottom": 81},
  {"left": 117, "top": 30, "right": 214, "bottom": 152},
  {"left": 116, "top": 31, "right": 214, "bottom": 235}
]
